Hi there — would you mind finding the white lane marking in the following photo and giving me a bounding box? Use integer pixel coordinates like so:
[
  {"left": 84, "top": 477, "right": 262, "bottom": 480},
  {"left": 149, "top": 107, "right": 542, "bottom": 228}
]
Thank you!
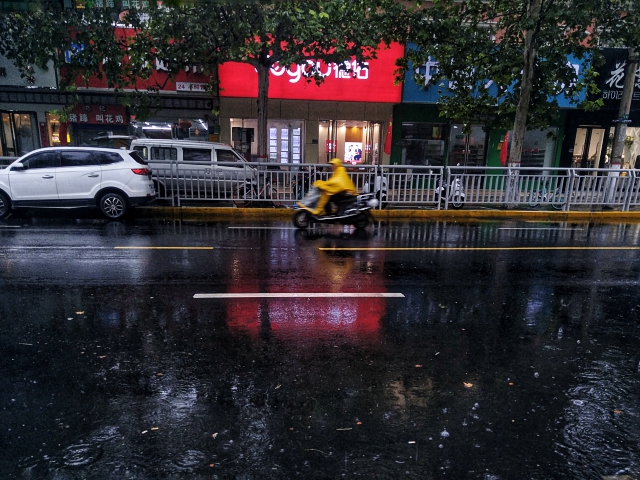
[
  {"left": 0, "top": 226, "right": 21, "bottom": 228},
  {"left": 227, "top": 227, "right": 299, "bottom": 230},
  {"left": 498, "top": 227, "right": 584, "bottom": 231},
  {"left": 194, "top": 292, "right": 405, "bottom": 299}
]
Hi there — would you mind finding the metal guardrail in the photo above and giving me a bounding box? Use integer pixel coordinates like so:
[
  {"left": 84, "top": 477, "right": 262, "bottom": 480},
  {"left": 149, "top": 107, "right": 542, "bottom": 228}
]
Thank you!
[
  {"left": 0, "top": 157, "right": 18, "bottom": 168},
  {"left": 146, "top": 161, "right": 640, "bottom": 211}
]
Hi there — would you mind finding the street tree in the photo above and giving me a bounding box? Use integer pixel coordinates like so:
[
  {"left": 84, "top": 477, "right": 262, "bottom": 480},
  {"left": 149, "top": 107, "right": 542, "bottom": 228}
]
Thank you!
[
  {"left": 592, "top": 0, "right": 640, "bottom": 169},
  {"left": 2, "top": 0, "right": 411, "bottom": 161},
  {"left": 403, "top": 0, "right": 603, "bottom": 167}
]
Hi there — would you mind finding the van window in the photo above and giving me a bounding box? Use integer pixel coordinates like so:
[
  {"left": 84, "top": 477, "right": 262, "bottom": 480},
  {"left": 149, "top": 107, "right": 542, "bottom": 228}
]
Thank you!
[
  {"left": 216, "top": 149, "right": 244, "bottom": 165},
  {"left": 183, "top": 148, "right": 212, "bottom": 162},
  {"left": 151, "top": 147, "right": 177, "bottom": 161},
  {"left": 133, "top": 146, "right": 148, "bottom": 159}
]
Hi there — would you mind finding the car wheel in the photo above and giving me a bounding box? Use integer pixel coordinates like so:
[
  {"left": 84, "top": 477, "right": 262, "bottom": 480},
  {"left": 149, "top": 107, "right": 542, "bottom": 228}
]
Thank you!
[
  {"left": 0, "top": 192, "right": 11, "bottom": 219},
  {"left": 293, "top": 210, "right": 311, "bottom": 229},
  {"left": 100, "top": 192, "right": 127, "bottom": 219}
]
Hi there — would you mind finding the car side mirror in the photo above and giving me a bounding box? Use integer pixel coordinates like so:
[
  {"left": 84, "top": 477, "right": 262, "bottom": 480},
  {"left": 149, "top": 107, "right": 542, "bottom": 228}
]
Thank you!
[{"left": 10, "top": 162, "right": 25, "bottom": 171}]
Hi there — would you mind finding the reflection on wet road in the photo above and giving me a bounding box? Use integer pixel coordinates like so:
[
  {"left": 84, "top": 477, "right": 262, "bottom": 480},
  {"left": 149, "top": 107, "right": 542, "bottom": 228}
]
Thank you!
[{"left": 1, "top": 217, "right": 639, "bottom": 479}]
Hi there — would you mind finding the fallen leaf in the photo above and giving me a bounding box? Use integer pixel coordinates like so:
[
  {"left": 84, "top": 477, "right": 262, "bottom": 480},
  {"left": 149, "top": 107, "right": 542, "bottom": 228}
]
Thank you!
[
  {"left": 150, "top": 427, "right": 159, "bottom": 431},
  {"left": 415, "top": 365, "right": 422, "bottom": 368},
  {"left": 509, "top": 382, "right": 514, "bottom": 386},
  {"left": 211, "top": 433, "right": 218, "bottom": 438},
  {"left": 356, "top": 421, "right": 362, "bottom": 425},
  {"left": 98, "top": 356, "right": 106, "bottom": 359},
  {"left": 76, "top": 311, "right": 84, "bottom": 315},
  {"left": 275, "top": 384, "right": 281, "bottom": 389},
  {"left": 614, "top": 410, "right": 623, "bottom": 414},
  {"left": 463, "top": 382, "right": 473, "bottom": 388},
  {"left": 157, "top": 373, "right": 163, "bottom": 376},
  {"left": 209, "top": 464, "right": 214, "bottom": 468}
]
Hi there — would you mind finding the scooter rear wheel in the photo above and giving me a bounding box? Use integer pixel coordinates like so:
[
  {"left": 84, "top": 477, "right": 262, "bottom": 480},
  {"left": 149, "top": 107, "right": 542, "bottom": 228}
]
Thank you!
[{"left": 293, "top": 210, "right": 311, "bottom": 229}]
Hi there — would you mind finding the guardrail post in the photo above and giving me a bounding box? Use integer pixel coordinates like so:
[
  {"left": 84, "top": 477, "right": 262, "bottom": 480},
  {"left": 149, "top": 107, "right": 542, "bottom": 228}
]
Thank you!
[
  {"left": 565, "top": 169, "right": 575, "bottom": 211},
  {"left": 623, "top": 170, "right": 635, "bottom": 211}
]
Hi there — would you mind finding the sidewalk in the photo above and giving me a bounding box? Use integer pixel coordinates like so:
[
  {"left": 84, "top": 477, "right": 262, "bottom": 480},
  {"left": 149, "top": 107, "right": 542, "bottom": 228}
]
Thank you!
[{"left": 135, "top": 204, "right": 640, "bottom": 222}]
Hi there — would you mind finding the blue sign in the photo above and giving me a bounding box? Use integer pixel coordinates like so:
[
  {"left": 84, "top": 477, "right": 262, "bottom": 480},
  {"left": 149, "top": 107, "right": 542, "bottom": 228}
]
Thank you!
[{"left": 403, "top": 43, "right": 588, "bottom": 108}]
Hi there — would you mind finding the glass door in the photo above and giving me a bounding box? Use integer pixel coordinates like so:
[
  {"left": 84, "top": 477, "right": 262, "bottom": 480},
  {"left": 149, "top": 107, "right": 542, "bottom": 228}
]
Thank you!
[
  {"left": 448, "top": 124, "right": 486, "bottom": 166},
  {"left": 572, "top": 127, "right": 606, "bottom": 171},
  {"left": 268, "top": 121, "right": 303, "bottom": 163},
  {"left": 2, "top": 112, "right": 16, "bottom": 157}
]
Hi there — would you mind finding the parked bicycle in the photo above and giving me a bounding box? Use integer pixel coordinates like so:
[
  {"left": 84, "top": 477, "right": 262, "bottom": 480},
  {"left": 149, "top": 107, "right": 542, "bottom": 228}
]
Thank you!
[
  {"left": 233, "top": 176, "right": 281, "bottom": 208},
  {"left": 528, "top": 185, "right": 565, "bottom": 210}
]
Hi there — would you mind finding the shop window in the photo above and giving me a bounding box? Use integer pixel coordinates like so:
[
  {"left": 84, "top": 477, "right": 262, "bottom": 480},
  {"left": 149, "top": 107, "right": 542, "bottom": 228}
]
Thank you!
[
  {"left": 1, "top": 111, "right": 39, "bottom": 156},
  {"left": 521, "top": 128, "right": 558, "bottom": 170},
  {"left": 400, "top": 122, "right": 445, "bottom": 166}
]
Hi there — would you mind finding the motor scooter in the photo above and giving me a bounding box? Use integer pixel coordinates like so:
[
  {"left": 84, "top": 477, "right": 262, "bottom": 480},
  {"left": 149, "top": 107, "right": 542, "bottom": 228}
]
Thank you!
[
  {"left": 362, "top": 173, "right": 388, "bottom": 209},
  {"left": 437, "top": 173, "right": 465, "bottom": 209},
  {"left": 291, "top": 187, "right": 379, "bottom": 229}
]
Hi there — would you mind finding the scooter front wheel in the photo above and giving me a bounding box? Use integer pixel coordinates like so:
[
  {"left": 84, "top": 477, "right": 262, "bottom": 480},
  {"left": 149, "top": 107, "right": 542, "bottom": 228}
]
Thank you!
[
  {"left": 353, "top": 213, "right": 370, "bottom": 229},
  {"left": 293, "top": 210, "right": 311, "bottom": 229},
  {"left": 450, "top": 195, "right": 465, "bottom": 210}
]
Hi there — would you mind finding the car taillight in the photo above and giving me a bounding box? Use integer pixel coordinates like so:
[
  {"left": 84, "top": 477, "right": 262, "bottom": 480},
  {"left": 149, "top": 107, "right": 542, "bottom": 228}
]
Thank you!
[{"left": 131, "top": 168, "right": 151, "bottom": 175}]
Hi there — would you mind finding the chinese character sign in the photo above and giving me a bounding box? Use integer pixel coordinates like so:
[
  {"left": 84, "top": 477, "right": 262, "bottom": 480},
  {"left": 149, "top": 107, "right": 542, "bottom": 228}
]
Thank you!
[{"left": 67, "top": 105, "right": 128, "bottom": 125}]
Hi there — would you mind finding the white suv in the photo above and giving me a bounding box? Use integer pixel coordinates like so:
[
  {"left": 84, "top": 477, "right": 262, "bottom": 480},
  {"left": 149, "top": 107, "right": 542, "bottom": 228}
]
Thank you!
[{"left": 0, "top": 147, "right": 155, "bottom": 219}]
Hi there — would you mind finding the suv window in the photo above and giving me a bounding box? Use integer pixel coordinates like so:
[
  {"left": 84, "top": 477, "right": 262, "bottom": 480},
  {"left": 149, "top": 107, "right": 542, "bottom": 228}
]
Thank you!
[
  {"left": 60, "top": 150, "right": 101, "bottom": 167},
  {"left": 20, "top": 151, "right": 58, "bottom": 169},
  {"left": 216, "top": 149, "right": 244, "bottom": 166},
  {"left": 128, "top": 151, "right": 148, "bottom": 165},
  {"left": 99, "top": 152, "right": 125, "bottom": 165},
  {"left": 183, "top": 148, "right": 212, "bottom": 162},
  {"left": 151, "top": 147, "right": 177, "bottom": 161}
]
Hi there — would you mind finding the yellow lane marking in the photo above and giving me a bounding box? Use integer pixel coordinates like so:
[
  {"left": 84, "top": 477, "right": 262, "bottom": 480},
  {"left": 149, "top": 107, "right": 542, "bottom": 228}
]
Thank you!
[
  {"left": 114, "top": 246, "right": 213, "bottom": 250},
  {"left": 319, "top": 246, "right": 640, "bottom": 251},
  {"left": 194, "top": 293, "right": 405, "bottom": 299}
]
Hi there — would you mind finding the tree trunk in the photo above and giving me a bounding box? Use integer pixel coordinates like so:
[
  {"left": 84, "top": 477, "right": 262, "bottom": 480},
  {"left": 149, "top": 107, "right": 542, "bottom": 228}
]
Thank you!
[
  {"left": 610, "top": 47, "right": 637, "bottom": 168},
  {"left": 508, "top": 0, "right": 541, "bottom": 168},
  {"left": 256, "top": 61, "right": 270, "bottom": 161}
]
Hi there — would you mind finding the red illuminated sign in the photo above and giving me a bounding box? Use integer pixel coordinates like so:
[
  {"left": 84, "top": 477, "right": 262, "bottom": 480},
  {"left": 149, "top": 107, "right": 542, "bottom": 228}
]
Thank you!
[
  {"left": 219, "top": 42, "right": 404, "bottom": 103},
  {"left": 69, "top": 29, "right": 403, "bottom": 104}
]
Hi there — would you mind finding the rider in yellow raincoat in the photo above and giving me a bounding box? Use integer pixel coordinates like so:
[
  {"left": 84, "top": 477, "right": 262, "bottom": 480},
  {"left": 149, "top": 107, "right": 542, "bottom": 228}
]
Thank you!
[{"left": 298, "top": 158, "right": 357, "bottom": 215}]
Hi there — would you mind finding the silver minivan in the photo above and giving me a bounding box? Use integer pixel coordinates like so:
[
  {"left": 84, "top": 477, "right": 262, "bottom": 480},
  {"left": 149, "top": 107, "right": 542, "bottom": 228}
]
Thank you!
[{"left": 130, "top": 139, "right": 256, "bottom": 198}]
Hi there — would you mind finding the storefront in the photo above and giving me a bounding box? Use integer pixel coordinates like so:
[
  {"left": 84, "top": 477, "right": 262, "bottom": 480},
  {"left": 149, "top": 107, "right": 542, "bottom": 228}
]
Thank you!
[
  {"left": 393, "top": 47, "right": 590, "bottom": 168},
  {"left": 559, "top": 48, "right": 640, "bottom": 171},
  {"left": 0, "top": 54, "right": 60, "bottom": 157},
  {"left": 218, "top": 42, "right": 403, "bottom": 164}
]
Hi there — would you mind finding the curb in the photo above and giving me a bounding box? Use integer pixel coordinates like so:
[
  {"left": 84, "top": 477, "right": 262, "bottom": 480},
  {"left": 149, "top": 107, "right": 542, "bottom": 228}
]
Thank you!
[{"left": 135, "top": 206, "right": 640, "bottom": 223}]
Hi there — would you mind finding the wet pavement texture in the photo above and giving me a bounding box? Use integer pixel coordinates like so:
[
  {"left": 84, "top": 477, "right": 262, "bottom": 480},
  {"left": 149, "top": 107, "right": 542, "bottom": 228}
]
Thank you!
[{"left": 1, "top": 215, "right": 640, "bottom": 479}]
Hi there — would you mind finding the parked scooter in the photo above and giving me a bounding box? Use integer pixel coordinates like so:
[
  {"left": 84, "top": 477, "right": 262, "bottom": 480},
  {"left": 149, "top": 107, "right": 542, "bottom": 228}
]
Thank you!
[
  {"left": 437, "top": 172, "right": 465, "bottom": 209},
  {"left": 362, "top": 173, "right": 388, "bottom": 209},
  {"left": 291, "top": 186, "right": 379, "bottom": 229}
]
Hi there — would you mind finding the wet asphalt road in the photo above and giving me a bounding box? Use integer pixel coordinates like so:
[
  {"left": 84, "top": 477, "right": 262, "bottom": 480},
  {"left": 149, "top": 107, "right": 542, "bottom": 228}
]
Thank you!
[{"left": 1, "top": 213, "right": 640, "bottom": 479}]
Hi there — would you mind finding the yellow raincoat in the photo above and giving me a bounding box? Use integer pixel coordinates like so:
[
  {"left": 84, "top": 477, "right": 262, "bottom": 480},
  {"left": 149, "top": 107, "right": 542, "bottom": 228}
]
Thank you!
[{"left": 298, "top": 158, "right": 357, "bottom": 215}]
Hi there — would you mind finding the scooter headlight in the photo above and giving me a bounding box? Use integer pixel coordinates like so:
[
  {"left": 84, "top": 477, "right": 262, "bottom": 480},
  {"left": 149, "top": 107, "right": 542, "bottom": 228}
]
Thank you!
[{"left": 368, "top": 198, "right": 379, "bottom": 208}]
